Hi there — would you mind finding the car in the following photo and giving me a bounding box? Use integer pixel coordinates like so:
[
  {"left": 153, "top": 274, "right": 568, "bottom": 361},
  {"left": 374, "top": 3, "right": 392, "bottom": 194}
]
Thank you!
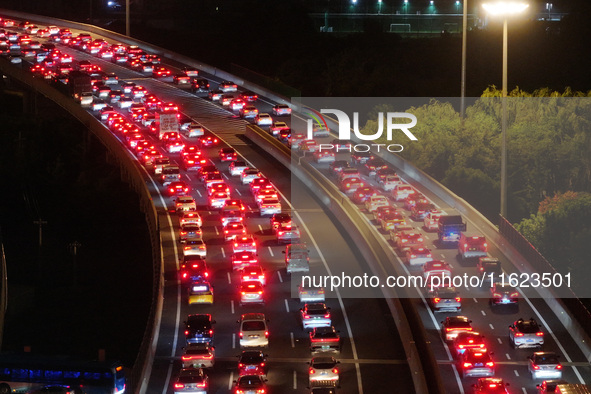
[
  {"left": 233, "top": 375, "right": 267, "bottom": 394},
  {"left": 298, "top": 285, "right": 326, "bottom": 303},
  {"left": 376, "top": 167, "right": 398, "bottom": 182},
  {"left": 179, "top": 257, "right": 209, "bottom": 283},
  {"left": 430, "top": 286, "right": 461, "bottom": 312},
  {"left": 184, "top": 314, "right": 215, "bottom": 344},
  {"left": 161, "top": 165, "right": 182, "bottom": 185},
  {"left": 204, "top": 173, "right": 224, "bottom": 188},
  {"left": 270, "top": 212, "right": 292, "bottom": 232},
  {"left": 528, "top": 352, "right": 563, "bottom": 380},
  {"left": 422, "top": 260, "right": 452, "bottom": 280},
  {"left": 219, "top": 80, "right": 238, "bottom": 92},
  {"left": 188, "top": 281, "right": 214, "bottom": 304},
  {"left": 311, "top": 123, "right": 330, "bottom": 138},
  {"left": 224, "top": 222, "right": 247, "bottom": 241},
  {"left": 152, "top": 157, "right": 171, "bottom": 174},
  {"left": 338, "top": 167, "right": 360, "bottom": 182},
  {"left": 308, "top": 356, "right": 340, "bottom": 388},
  {"left": 277, "top": 223, "right": 300, "bottom": 244},
  {"left": 220, "top": 207, "right": 244, "bottom": 227},
  {"left": 365, "top": 195, "right": 389, "bottom": 212},
  {"left": 453, "top": 331, "right": 487, "bottom": 357},
  {"left": 239, "top": 281, "right": 265, "bottom": 306},
  {"left": 392, "top": 184, "right": 416, "bottom": 201},
  {"left": 272, "top": 104, "right": 292, "bottom": 116},
  {"left": 182, "top": 154, "right": 207, "bottom": 172},
  {"left": 191, "top": 78, "right": 210, "bottom": 93},
  {"left": 270, "top": 121, "right": 289, "bottom": 136},
  {"left": 233, "top": 235, "right": 257, "bottom": 253},
  {"left": 403, "top": 194, "right": 428, "bottom": 211},
  {"left": 458, "top": 234, "right": 489, "bottom": 261},
  {"left": 240, "top": 91, "right": 258, "bottom": 102},
  {"left": 28, "top": 385, "right": 76, "bottom": 394},
  {"left": 197, "top": 165, "right": 219, "bottom": 181},
  {"left": 181, "top": 211, "right": 203, "bottom": 227},
  {"left": 411, "top": 201, "right": 436, "bottom": 220},
  {"left": 301, "top": 303, "right": 331, "bottom": 330},
  {"left": 339, "top": 177, "right": 364, "bottom": 194},
  {"left": 229, "top": 161, "right": 249, "bottom": 176},
  {"left": 240, "top": 265, "right": 266, "bottom": 286},
  {"left": 380, "top": 212, "right": 406, "bottom": 232},
  {"left": 173, "top": 368, "right": 208, "bottom": 394},
  {"left": 310, "top": 326, "right": 341, "bottom": 353},
  {"left": 254, "top": 113, "right": 273, "bottom": 127},
  {"left": 351, "top": 151, "right": 373, "bottom": 165},
  {"left": 229, "top": 98, "right": 246, "bottom": 111},
  {"left": 103, "top": 72, "right": 118, "bottom": 85},
  {"left": 313, "top": 150, "right": 336, "bottom": 163},
  {"left": 209, "top": 192, "right": 230, "bottom": 209},
  {"left": 289, "top": 133, "right": 307, "bottom": 149},
  {"left": 208, "top": 89, "right": 223, "bottom": 101},
  {"left": 197, "top": 134, "right": 219, "bottom": 148},
  {"left": 258, "top": 197, "right": 281, "bottom": 216},
  {"left": 175, "top": 196, "right": 197, "bottom": 212},
  {"left": 240, "top": 105, "right": 258, "bottom": 118},
  {"left": 441, "top": 316, "right": 473, "bottom": 341},
  {"left": 350, "top": 186, "right": 377, "bottom": 204},
  {"left": 239, "top": 313, "right": 269, "bottom": 348},
  {"left": 241, "top": 169, "right": 261, "bottom": 185},
  {"left": 173, "top": 73, "right": 191, "bottom": 85},
  {"left": 182, "top": 67, "right": 199, "bottom": 77},
  {"left": 378, "top": 174, "right": 401, "bottom": 192},
  {"left": 395, "top": 230, "right": 425, "bottom": 252},
  {"left": 424, "top": 210, "right": 443, "bottom": 231},
  {"left": 472, "top": 378, "right": 509, "bottom": 393},
  {"left": 182, "top": 123, "right": 205, "bottom": 138},
  {"left": 168, "top": 181, "right": 190, "bottom": 196},
  {"left": 374, "top": 205, "right": 397, "bottom": 222},
  {"left": 219, "top": 96, "right": 233, "bottom": 108},
  {"left": 457, "top": 349, "right": 495, "bottom": 379},
  {"left": 232, "top": 252, "right": 258, "bottom": 271},
  {"left": 299, "top": 139, "right": 320, "bottom": 153},
  {"left": 250, "top": 178, "right": 271, "bottom": 194},
  {"left": 153, "top": 66, "right": 172, "bottom": 78},
  {"left": 183, "top": 238, "right": 207, "bottom": 257},
  {"left": 405, "top": 246, "right": 433, "bottom": 265},
  {"left": 478, "top": 257, "right": 502, "bottom": 284},
  {"left": 535, "top": 380, "right": 569, "bottom": 394},
  {"left": 219, "top": 147, "right": 237, "bottom": 162},
  {"left": 237, "top": 350, "right": 268, "bottom": 376},
  {"left": 490, "top": 282, "right": 519, "bottom": 306},
  {"left": 181, "top": 343, "right": 215, "bottom": 369},
  {"left": 509, "top": 318, "right": 544, "bottom": 348},
  {"left": 141, "top": 149, "right": 162, "bottom": 166}
]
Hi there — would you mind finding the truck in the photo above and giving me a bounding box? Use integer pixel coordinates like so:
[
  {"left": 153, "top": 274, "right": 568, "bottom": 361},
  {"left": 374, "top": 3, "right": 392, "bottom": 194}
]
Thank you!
[
  {"left": 283, "top": 243, "right": 310, "bottom": 274},
  {"left": 437, "top": 212, "right": 466, "bottom": 245},
  {"left": 151, "top": 111, "right": 180, "bottom": 140},
  {"left": 555, "top": 385, "right": 591, "bottom": 394},
  {"left": 67, "top": 70, "right": 92, "bottom": 102}
]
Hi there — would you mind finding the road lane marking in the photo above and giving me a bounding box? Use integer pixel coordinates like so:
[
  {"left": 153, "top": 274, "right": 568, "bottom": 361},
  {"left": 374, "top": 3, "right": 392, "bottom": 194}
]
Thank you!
[
  {"left": 196, "top": 189, "right": 202, "bottom": 197},
  {"left": 232, "top": 333, "right": 236, "bottom": 349},
  {"left": 489, "top": 323, "right": 494, "bottom": 330},
  {"left": 223, "top": 173, "right": 229, "bottom": 179},
  {"left": 506, "top": 353, "right": 511, "bottom": 360},
  {"left": 497, "top": 338, "right": 503, "bottom": 344},
  {"left": 290, "top": 332, "right": 295, "bottom": 348},
  {"left": 473, "top": 298, "right": 478, "bottom": 303},
  {"left": 221, "top": 247, "right": 226, "bottom": 258},
  {"left": 227, "top": 272, "right": 231, "bottom": 284},
  {"left": 214, "top": 226, "right": 219, "bottom": 235},
  {"left": 481, "top": 310, "right": 486, "bottom": 316},
  {"left": 230, "top": 300, "right": 235, "bottom": 314},
  {"left": 522, "top": 388, "right": 527, "bottom": 394},
  {"left": 514, "top": 370, "right": 519, "bottom": 376},
  {"left": 278, "top": 271, "right": 283, "bottom": 283},
  {"left": 236, "top": 189, "right": 242, "bottom": 196},
  {"left": 228, "top": 372, "right": 234, "bottom": 390},
  {"left": 285, "top": 299, "right": 290, "bottom": 312},
  {"left": 186, "top": 174, "right": 192, "bottom": 181},
  {"left": 293, "top": 371, "right": 297, "bottom": 389},
  {"left": 268, "top": 246, "right": 274, "bottom": 257},
  {"left": 258, "top": 224, "right": 263, "bottom": 232}
]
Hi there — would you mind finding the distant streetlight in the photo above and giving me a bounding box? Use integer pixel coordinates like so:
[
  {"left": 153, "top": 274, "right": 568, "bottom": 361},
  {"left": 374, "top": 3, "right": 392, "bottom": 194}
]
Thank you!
[
  {"left": 546, "top": 2, "right": 552, "bottom": 20},
  {"left": 378, "top": 0, "right": 382, "bottom": 14},
  {"left": 482, "top": 1, "right": 529, "bottom": 218},
  {"left": 352, "top": 0, "right": 357, "bottom": 4}
]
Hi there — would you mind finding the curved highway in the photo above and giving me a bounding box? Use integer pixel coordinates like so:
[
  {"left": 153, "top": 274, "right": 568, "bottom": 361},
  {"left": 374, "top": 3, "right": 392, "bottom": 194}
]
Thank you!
[{"left": 1, "top": 14, "right": 590, "bottom": 394}]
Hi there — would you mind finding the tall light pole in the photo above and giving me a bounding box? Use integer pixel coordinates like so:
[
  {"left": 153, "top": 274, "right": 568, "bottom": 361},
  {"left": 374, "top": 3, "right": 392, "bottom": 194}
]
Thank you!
[
  {"left": 482, "top": 1, "right": 529, "bottom": 218},
  {"left": 126, "top": 0, "right": 130, "bottom": 36},
  {"left": 460, "top": 0, "right": 467, "bottom": 119}
]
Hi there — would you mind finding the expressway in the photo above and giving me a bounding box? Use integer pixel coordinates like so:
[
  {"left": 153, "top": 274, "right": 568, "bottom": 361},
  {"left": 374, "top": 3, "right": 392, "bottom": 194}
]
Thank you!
[
  {"left": 0, "top": 17, "right": 415, "bottom": 394},
  {"left": 2, "top": 14, "right": 591, "bottom": 394}
]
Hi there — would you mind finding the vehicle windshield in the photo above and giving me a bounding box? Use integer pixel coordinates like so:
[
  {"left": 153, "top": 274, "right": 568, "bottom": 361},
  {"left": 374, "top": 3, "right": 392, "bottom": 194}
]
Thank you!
[{"left": 242, "top": 321, "right": 265, "bottom": 331}]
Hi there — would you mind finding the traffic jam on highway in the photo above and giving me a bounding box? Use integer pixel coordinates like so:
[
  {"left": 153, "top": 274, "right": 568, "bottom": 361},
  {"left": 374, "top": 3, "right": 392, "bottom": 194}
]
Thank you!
[{"left": 1, "top": 15, "right": 590, "bottom": 394}]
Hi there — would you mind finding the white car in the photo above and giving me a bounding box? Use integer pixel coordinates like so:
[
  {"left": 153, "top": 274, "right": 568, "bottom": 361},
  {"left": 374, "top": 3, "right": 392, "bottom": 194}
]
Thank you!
[
  {"left": 180, "top": 211, "right": 203, "bottom": 227},
  {"left": 229, "top": 161, "right": 249, "bottom": 176},
  {"left": 182, "top": 238, "right": 207, "bottom": 258},
  {"left": 258, "top": 197, "right": 281, "bottom": 216},
  {"left": 175, "top": 196, "right": 197, "bottom": 212},
  {"left": 232, "top": 235, "right": 257, "bottom": 254},
  {"left": 365, "top": 195, "right": 389, "bottom": 213},
  {"left": 117, "top": 97, "right": 133, "bottom": 109},
  {"left": 255, "top": 113, "right": 273, "bottom": 126},
  {"left": 300, "top": 303, "right": 331, "bottom": 330},
  {"left": 239, "top": 313, "right": 269, "bottom": 348},
  {"left": 183, "top": 123, "right": 205, "bottom": 138},
  {"left": 272, "top": 104, "right": 291, "bottom": 116},
  {"left": 181, "top": 343, "right": 215, "bottom": 369},
  {"left": 528, "top": 352, "right": 562, "bottom": 380},
  {"left": 379, "top": 175, "right": 401, "bottom": 191},
  {"left": 241, "top": 169, "right": 261, "bottom": 185},
  {"left": 308, "top": 356, "right": 340, "bottom": 387},
  {"left": 424, "top": 210, "right": 442, "bottom": 231}
]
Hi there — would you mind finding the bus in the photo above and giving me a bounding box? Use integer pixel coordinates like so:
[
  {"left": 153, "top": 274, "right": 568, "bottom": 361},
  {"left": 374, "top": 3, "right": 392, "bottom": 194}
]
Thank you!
[{"left": 0, "top": 353, "right": 126, "bottom": 394}]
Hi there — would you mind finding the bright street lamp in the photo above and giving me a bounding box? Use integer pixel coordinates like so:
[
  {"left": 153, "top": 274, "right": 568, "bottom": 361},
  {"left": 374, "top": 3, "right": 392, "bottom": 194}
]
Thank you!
[{"left": 482, "top": 1, "right": 529, "bottom": 218}]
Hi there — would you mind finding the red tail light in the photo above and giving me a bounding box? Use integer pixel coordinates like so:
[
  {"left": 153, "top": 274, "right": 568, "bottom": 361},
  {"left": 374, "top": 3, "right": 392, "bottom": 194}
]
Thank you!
[
  {"left": 555, "top": 364, "right": 562, "bottom": 369},
  {"left": 309, "top": 368, "right": 315, "bottom": 374},
  {"left": 184, "top": 330, "right": 189, "bottom": 335},
  {"left": 455, "top": 297, "right": 461, "bottom": 302},
  {"left": 174, "top": 383, "right": 184, "bottom": 389},
  {"left": 209, "top": 329, "right": 213, "bottom": 335},
  {"left": 463, "top": 362, "right": 472, "bottom": 368},
  {"left": 324, "top": 313, "right": 330, "bottom": 318},
  {"left": 332, "top": 368, "right": 339, "bottom": 374},
  {"left": 532, "top": 365, "right": 540, "bottom": 370},
  {"left": 265, "top": 331, "right": 269, "bottom": 337},
  {"left": 515, "top": 333, "right": 524, "bottom": 337},
  {"left": 433, "top": 298, "right": 441, "bottom": 303},
  {"left": 485, "top": 361, "right": 494, "bottom": 367},
  {"left": 493, "top": 293, "right": 501, "bottom": 298},
  {"left": 536, "top": 332, "right": 544, "bottom": 336}
]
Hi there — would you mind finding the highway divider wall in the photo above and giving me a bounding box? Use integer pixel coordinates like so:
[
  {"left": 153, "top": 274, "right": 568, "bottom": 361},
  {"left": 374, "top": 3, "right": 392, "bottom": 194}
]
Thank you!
[
  {"left": 245, "top": 124, "right": 442, "bottom": 394},
  {"left": 0, "top": 57, "right": 163, "bottom": 392},
  {"left": 318, "top": 115, "right": 591, "bottom": 362}
]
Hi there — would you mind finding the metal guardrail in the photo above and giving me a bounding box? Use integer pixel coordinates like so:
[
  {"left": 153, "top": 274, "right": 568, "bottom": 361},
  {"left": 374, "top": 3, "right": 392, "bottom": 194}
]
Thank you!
[
  {"left": 245, "top": 124, "right": 439, "bottom": 394},
  {"left": 0, "top": 57, "right": 163, "bottom": 392}
]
